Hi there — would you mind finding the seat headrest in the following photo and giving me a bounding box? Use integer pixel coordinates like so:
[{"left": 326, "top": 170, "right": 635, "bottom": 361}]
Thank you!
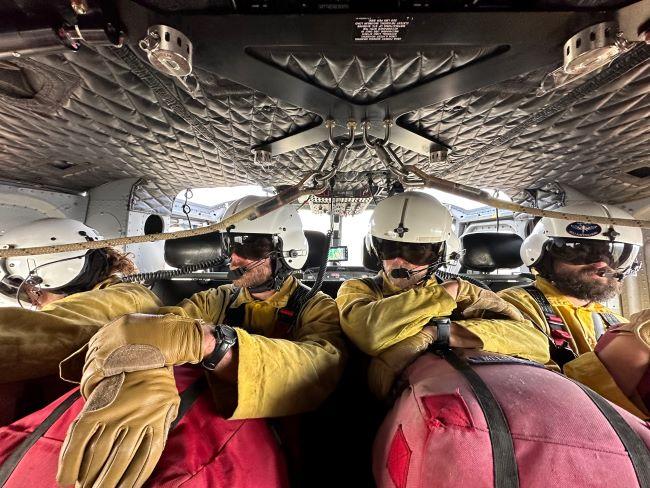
[
  {"left": 303, "top": 230, "right": 329, "bottom": 270},
  {"left": 460, "top": 232, "right": 524, "bottom": 272},
  {"left": 164, "top": 232, "right": 223, "bottom": 269}
]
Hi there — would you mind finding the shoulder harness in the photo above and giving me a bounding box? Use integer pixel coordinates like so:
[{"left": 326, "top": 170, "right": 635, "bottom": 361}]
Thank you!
[{"left": 223, "top": 281, "right": 314, "bottom": 339}]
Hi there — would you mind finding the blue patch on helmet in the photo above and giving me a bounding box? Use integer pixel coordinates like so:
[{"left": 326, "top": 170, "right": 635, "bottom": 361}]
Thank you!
[{"left": 566, "top": 222, "right": 602, "bottom": 237}]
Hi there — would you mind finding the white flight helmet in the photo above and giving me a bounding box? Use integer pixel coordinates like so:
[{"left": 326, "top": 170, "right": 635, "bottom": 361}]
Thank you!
[
  {"left": 366, "top": 191, "right": 453, "bottom": 263},
  {"left": 521, "top": 202, "right": 643, "bottom": 275},
  {"left": 222, "top": 195, "right": 309, "bottom": 270},
  {"left": 445, "top": 231, "right": 462, "bottom": 266},
  {"left": 0, "top": 218, "right": 102, "bottom": 299}
]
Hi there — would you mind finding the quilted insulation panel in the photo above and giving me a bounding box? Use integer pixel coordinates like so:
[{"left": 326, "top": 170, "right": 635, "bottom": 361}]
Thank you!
[{"left": 0, "top": 41, "right": 648, "bottom": 206}]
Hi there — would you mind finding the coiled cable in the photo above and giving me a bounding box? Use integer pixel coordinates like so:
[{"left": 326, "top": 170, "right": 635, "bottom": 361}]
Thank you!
[{"left": 121, "top": 257, "right": 227, "bottom": 283}]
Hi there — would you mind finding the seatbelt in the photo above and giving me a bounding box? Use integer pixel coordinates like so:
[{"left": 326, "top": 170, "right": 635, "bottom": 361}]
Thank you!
[
  {"left": 433, "top": 347, "right": 519, "bottom": 488},
  {"left": 223, "top": 281, "right": 313, "bottom": 339},
  {"left": 570, "top": 379, "right": 650, "bottom": 488},
  {"left": 0, "top": 377, "right": 208, "bottom": 487},
  {"left": 520, "top": 285, "right": 577, "bottom": 368}
]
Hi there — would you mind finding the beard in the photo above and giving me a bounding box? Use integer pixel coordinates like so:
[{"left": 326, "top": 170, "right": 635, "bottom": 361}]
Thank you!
[
  {"left": 231, "top": 261, "right": 273, "bottom": 289},
  {"left": 384, "top": 263, "right": 429, "bottom": 290},
  {"left": 551, "top": 266, "right": 622, "bottom": 302}
]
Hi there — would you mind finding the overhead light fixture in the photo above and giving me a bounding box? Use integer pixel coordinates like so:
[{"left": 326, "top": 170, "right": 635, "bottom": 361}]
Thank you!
[{"left": 537, "top": 21, "right": 636, "bottom": 96}]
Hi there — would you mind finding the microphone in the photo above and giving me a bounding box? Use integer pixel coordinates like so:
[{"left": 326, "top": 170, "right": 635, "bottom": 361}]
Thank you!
[
  {"left": 390, "top": 268, "right": 411, "bottom": 279},
  {"left": 227, "top": 266, "right": 248, "bottom": 280},
  {"left": 389, "top": 261, "right": 444, "bottom": 280}
]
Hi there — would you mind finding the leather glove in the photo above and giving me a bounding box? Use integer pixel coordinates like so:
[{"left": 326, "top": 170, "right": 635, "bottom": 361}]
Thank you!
[
  {"left": 369, "top": 326, "right": 437, "bottom": 399},
  {"left": 454, "top": 279, "right": 524, "bottom": 322},
  {"left": 57, "top": 367, "right": 179, "bottom": 488},
  {"left": 60, "top": 313, "right": 204, "bottom": 399}
]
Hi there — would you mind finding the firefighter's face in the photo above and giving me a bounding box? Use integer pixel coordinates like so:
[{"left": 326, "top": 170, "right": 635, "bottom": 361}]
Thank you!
[
  {"left": 552, "top": 259, "right": 622, "bottom": 302},
  {"left": 229, "top": 252, "right": 273, "bottom": 289}
]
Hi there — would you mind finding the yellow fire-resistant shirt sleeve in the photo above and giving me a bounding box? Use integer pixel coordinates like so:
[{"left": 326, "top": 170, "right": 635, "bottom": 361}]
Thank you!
[
  {"left": 336, "top": 278, "right": 457, "bottom": 356},
  {"left": 498, "top": 287, "right": 549, "bottom": 335},
  {"left": 564, "top": 352, "right": 649, "bottom": 420},
  {"left": 0, "top": 283, "right": 161, "bottom": 383},
  {"left": 157, "top": 287, "right": 230, "bottom": 323},
  {"left": 231, "top": 293, "right": 345, "bottom": 419},
  {"left": 453, "top": 318, "right": 550, "bottom": 364}
]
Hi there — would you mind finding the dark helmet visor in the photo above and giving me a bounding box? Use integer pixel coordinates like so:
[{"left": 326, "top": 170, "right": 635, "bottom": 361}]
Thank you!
[
  {"left": 373, "top": 237, "right": 444, "bottom": 266},
  {"left": 547, "top": 238, "right": 638, "bottom": 270},
  {"left": 224, "top": 234, "right": 275, "bottom": 261}
]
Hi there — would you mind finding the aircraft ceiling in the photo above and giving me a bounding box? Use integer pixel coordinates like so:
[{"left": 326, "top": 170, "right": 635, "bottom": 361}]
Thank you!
[{"left": 0, "top": 0, "right": 648, "bottom": 211}]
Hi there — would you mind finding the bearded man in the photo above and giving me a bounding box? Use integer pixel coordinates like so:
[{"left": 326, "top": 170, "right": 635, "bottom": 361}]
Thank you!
[{"left": 500, "top": 202, "right": 649, "bottom": 419}]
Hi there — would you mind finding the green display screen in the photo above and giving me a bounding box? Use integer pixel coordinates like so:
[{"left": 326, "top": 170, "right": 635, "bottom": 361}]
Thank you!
[{"left": 327, "top": 246, "right": 348, "bottom": 262}]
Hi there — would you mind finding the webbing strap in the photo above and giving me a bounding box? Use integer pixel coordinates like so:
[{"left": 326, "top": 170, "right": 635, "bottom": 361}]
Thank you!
[
  {"left": 0, "top": 377, "right": 208, "bottom": 487},
  {"left": 0, "top": 390, "right": 80, "bottom": 487},
  {"left": 440, "top": 349, "right": 519, "bottom": 488},
  {"left": 572, "top": 380, "right": 650, "bottom": 488},
  {"left": 521, "top": 285, "right": 567, "bottom": 334},
  {"left": 171, "top": 375, "right": 208, "bottom": 430}
]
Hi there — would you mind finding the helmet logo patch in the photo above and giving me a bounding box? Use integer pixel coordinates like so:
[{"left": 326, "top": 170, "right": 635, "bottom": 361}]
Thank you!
[
  {"left": 566, "top": 222, "right": 602, "bottom": 237},
  {"left": 394, "top": 198, "right": 410, "bottom": 238}
]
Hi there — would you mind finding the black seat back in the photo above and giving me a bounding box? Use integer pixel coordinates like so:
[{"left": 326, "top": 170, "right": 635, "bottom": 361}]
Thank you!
[
  {"left": 460, "top": 232, "right": 524, "bottom": 272},
  {"left": 460, "top": 232, "right": 532, "bottom": 292}
]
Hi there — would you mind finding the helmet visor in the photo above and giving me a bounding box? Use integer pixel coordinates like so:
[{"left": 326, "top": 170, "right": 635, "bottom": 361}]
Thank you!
[
  {"left": 547, "top": 238, "right": 638, "bottom": 270},
  {"left": 224, "top": 234, "right": 275, "bottom": 261},
  {"left": 373, "top": 237, "right": 444, "bottom": 266}
]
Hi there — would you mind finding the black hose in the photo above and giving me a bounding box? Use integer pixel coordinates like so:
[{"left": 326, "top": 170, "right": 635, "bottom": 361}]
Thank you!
[
  {"left": 302, "top": 230, "right": 332, "bottom": 300},
  {"left": 435, "top": 269, "right": 491, "bottom": 290},
  {"left": 121, "top": 257, "right": 227, "bottom": 283}
]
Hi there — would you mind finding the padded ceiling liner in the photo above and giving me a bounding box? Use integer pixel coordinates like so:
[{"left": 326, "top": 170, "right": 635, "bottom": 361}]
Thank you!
[
  {"left": 401, "top": 62, "right": 650, "bottom": 203},
  {"left": 248, "top": 47, "right": 502, "bottom": 104},
  {"left": 0, "top": 40, "right": 648, "bottom": 207}
]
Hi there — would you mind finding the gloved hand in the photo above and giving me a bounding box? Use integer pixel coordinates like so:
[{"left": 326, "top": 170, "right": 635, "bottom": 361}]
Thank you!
[
  {"left": 369, "top": 326, "right": 437, "bottom": 399},
  {"left": 57, "top": 367, "right": 179, "bottom": 488},
  {"left": 454, "top": 279, "right": 524, "bottom": 322},
  {"left": 61, "top": 313, "right": 205, "bottom": 399}
]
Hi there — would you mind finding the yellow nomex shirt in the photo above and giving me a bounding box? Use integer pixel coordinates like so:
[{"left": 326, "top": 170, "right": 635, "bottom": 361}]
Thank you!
[{"left": 159, "top": 276, "right": 346, "bottom": 419}]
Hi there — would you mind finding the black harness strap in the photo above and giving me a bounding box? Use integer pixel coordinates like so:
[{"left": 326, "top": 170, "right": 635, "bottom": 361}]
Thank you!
[
  {"left": 438, "top": 348, "right": 519, "bottom": 488},
  {"left": 360, "top": 274, "right": 384, "bottom": 295},
  {"left": 600, "top": 312, "right": 624, "bottom": 328},
  {"left": 0, "top": 377, "right": 208, "bottom": 487},
  {"left": 170, "top": 375, "right": 208, "bottom": 430},
  {"left": 520, "top": 285, "right": 577, "bottom": 368},
  {"left": 223, "top": 282, "right": 313, "bottom": 338},
  {"left": 0, "top": 390, "right": 80, "bottom": 487},
  {"left": 571, "top": 380, "right": 650, "bottom": 488}
]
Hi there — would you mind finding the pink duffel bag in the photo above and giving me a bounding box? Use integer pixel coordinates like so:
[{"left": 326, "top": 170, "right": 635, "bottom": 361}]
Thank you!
[{"left": 374, "top": 351, "right": 650, "bottom": 488}]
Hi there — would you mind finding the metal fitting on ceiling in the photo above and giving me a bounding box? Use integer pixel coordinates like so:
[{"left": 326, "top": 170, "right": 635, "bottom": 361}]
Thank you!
[{"left": 139, "top": 25, "right": 199, "bottom": 96}]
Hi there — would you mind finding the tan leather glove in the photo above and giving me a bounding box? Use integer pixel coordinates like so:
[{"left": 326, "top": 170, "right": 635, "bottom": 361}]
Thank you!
[
  {"left": 369, "top": 326, "right": 437, "bottom": 399},
  {"left": 455, "top": 279, "right": 524, "bottom": 322},
  {"left": 62, "top": 313, "right": 204, "bottom": 398},
  {"left": 57, "top": 367, "right": 179, "bottom": 488}
]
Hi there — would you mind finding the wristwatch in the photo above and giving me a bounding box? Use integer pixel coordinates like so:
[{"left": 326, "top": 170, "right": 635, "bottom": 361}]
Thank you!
[
  {"left": 201, "top": 324, "right": 238, "bottom": 370},
  {"left": 429, "top": 317, "right": 451, "bottom": 350}
]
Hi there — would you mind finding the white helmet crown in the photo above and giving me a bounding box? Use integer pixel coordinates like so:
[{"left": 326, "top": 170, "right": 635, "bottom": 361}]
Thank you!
[
  {"left": 222, "top": 195, "right": 308, "bottom": 270},
  {"left": 520, "top": 202, "right": 643, "bottom": 273},
  {"left": 369, "top": 191, "right": 453, "bottom": 244}
]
